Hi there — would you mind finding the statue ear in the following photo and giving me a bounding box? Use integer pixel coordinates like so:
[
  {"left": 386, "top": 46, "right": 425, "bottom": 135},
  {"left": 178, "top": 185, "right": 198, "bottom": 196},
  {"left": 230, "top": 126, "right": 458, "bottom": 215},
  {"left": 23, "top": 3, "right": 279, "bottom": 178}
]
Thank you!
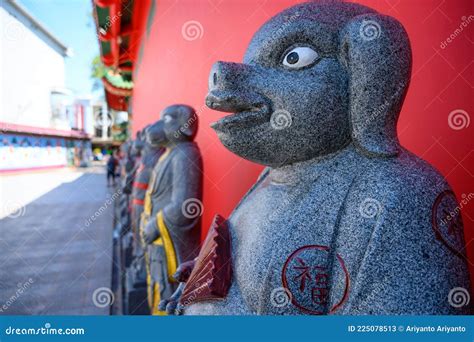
[
  {"left": 339, "top": 13, "right": 412, "bottom": 158},
  {"left": 178, "top": 110, "right": 198, "bottom": 139}
]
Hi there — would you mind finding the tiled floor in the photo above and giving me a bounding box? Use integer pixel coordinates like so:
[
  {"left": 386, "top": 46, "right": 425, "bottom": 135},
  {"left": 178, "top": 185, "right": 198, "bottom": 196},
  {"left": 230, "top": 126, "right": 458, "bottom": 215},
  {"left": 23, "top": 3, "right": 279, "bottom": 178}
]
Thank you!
[{"left": 0, "top": 168, "right": 117, "bottom": 315}]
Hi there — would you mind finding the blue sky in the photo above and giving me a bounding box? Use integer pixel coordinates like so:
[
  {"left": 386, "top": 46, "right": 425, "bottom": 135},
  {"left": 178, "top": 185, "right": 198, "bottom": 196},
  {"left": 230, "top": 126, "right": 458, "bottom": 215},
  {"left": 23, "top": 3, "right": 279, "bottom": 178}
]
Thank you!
[{"left": 18, "top": 0, "right": 100, "bottom": 97}]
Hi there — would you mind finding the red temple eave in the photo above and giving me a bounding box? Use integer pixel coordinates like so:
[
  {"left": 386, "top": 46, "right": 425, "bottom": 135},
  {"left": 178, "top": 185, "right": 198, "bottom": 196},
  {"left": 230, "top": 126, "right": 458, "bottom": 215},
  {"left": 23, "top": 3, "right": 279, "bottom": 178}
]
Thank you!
[
  {"left": 93, "top": 0, "right": 151, "bottom": 71},
  {"left": 104, "top": 90, "right": 129, "bottom": 111},
  {"left": 94, "top": 0, "right": 121, "bottom": 68},
  {"left": 102, "top": 77, "right": 131, "bottom": 111},
  {"left": 102, "top": 77, "right": 132, "bottom": 97},
  {"left": 92, "top": 0, "right": 152, "bottom": 113}
]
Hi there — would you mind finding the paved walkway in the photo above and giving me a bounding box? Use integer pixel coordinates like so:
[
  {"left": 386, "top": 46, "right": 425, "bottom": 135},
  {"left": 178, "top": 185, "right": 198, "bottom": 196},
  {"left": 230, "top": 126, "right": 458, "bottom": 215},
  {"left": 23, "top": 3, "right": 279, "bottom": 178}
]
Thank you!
[{"left": 0, "top": 167, "right": 117, "bottom": 315}]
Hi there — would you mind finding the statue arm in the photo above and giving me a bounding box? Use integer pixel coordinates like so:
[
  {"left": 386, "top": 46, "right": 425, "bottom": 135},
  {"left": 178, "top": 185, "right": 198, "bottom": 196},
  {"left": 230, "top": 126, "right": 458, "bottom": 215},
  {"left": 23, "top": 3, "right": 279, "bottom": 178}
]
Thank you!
[
  {"left": 122, "top": 160, "right": 137, "bottom": 194},
  {"left": 142, "top": 215, "right": 160, "bottom": 244}
]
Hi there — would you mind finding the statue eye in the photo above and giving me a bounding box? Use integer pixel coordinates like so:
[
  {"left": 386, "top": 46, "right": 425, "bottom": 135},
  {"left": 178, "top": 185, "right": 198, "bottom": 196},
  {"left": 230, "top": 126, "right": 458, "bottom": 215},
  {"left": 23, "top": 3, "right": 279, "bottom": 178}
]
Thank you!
[
  {"left": 282, "top": 47, "right": 319, "bottom": 69},
  {"left": 164, "top": 116, "right": 172, "bottom": 123}
]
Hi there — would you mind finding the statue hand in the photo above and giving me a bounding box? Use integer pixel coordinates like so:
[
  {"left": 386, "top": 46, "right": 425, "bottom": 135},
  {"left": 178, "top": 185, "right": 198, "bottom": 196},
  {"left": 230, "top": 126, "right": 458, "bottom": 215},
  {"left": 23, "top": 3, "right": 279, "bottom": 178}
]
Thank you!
[
  {"left": 158, "top": 260, "right": 196, "bottom": 315},
  {"left": 159, "top": 282, "right": 186, "bottom": 315},
  {"left": 142, "top": 219, "right": 159, "bottom": 244},
  {"left": 173, "top": 259, "right": 196, "bottom": 282}
]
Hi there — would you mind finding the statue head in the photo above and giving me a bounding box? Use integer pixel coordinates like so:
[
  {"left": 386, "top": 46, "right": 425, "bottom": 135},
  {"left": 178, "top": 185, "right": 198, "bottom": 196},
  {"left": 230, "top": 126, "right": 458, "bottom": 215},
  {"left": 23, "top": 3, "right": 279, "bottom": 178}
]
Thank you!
[
  {"left": 120, "top": 140, "right": 132, "bottom": 158},
  {"left": 131, "top": 129, "right": 146, "bottom": 157},
  {"left": 146, "top": 104, "right": 198, "bottom": 147},
  {"left": 206, "top": 1, "right": 411, "bottom": 167}
]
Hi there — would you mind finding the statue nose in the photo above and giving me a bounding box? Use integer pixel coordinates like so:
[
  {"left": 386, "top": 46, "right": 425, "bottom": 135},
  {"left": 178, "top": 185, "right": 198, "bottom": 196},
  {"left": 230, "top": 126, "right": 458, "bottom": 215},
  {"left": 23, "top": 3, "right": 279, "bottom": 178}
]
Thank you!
[
  {"left": 208, "top": 61, "right": 248, "bottom": 91},
  {"left": 210, "top": 67, "right": 218, "bottom": 88},
  {"left": 208, "top": 62, "right": 222, "bottom": 91}
]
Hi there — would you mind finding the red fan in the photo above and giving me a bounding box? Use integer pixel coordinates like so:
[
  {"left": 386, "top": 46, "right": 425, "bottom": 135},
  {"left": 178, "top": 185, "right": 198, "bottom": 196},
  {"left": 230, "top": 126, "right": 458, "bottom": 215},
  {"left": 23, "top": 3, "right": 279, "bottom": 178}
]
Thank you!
[{"left": 179, "top": 214, "right": 232, "bottom": 306}]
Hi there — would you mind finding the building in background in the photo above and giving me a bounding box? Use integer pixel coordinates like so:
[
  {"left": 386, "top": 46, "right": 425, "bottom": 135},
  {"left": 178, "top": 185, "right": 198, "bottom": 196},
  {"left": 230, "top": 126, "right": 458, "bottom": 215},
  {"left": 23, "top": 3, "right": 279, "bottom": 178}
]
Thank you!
[{"left": 0, "top": 0, "right": 92, "bottom": 172}]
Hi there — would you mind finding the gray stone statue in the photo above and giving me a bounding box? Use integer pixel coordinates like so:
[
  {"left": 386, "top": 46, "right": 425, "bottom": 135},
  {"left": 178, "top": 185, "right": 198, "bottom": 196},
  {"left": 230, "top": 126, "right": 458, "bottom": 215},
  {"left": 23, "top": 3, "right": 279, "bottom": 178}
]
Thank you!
[
  {"left": 120, "top": 134, "right": 144, "bottom": 262},
  {"left": 141, "top": 104, "right": 203, "bottom": 315},
  {"left": 131, "top": 126, "right": 162, "bottom": 249},
  {"left": 164, "top": 1, "right": 471, "bottom": 315},
  {"left": 119, "top": 135, "right": 145, "bottom": 307},
  {"left": 123, "top": 126, "right": 164, "bottom": 315},
  {"left": 123, "top": 132, "right": 144, "bottom": 195},
  {"left": 116, "top": 139, "right": 134, "bottom": 240}
]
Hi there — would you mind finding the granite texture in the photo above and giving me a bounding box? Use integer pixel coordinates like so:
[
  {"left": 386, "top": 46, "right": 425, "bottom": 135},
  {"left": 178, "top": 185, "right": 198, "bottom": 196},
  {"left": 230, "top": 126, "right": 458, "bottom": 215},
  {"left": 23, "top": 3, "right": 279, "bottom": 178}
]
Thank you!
[{"left": 180, "top": 0, "right": 471, "bottom": 315}]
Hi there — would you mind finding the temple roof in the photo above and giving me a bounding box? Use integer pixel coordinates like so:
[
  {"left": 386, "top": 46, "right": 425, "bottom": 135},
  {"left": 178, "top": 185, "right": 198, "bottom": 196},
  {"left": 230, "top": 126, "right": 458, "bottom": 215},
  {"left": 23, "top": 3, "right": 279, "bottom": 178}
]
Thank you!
[{"left": 92, "top": 0, "right": 151, "bottom": 111}]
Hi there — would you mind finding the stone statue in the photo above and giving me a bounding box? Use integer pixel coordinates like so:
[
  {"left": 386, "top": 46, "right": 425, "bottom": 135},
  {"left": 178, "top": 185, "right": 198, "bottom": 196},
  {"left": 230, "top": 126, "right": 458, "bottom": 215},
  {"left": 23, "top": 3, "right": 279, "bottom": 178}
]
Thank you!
[
  {"left": 116, "top": 140, "right": 133, "bottom": 239},
  {"left": 120, "top": 134, "right": 144, "bottom": 264},
  {"left": 123, "top": 132, "right": 143, "bottom": 195},
  {"left": 124, "top": 126, "right": 164, "bottom": 315},
  {"left": 163, "top": 1, "right": 471, "bottom": 315},
  {"left": 141, "top": 104, "right": 203, "bottom": 315},
  {"left": 130, "top": 127, "right": 158, "bottom": 247}
]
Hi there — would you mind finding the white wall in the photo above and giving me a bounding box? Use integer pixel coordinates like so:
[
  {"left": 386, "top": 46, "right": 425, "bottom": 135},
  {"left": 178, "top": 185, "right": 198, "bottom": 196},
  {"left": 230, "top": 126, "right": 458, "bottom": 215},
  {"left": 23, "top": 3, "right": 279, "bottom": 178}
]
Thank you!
[{"left": 0, "top": 6, "right": 65, "bottom": 129}]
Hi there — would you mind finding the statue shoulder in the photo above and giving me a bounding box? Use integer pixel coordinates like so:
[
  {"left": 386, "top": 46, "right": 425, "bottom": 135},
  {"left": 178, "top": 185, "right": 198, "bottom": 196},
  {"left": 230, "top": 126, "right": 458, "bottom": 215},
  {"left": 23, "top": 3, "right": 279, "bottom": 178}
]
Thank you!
[
  {"left": 171, "top": 142, "right": 203, "bottom": 170},
  {"left": 355, "top": 149, "right": 450, "bottom": 206}
]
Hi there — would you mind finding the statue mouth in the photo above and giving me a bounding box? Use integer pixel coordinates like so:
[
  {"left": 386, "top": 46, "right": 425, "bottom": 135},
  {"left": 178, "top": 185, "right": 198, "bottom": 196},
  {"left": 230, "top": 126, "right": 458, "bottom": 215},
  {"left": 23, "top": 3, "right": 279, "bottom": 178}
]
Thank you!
[{"left": 206, "top": 90, "right": 271, "bottom": 132}]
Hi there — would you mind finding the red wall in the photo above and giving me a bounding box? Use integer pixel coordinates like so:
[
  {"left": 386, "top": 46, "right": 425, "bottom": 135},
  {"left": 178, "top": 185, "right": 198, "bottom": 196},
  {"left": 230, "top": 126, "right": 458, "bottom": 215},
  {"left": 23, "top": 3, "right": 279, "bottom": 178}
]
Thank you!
[{"left": 131, "top": 0, "right": 474, "bottom": 280}]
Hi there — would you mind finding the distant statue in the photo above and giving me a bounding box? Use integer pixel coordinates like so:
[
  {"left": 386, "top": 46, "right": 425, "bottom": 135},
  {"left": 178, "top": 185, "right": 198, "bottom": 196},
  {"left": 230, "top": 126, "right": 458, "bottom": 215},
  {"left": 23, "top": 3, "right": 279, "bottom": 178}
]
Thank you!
[
  {"left": 119, "top": 133, "right": 143, "bottom": 271},
  {"left": 116, "top": 140, "right": 133, "bottom": 239},
  {"left": 123, "top": 131, "right": 144, "bottom": 195},
  {"left": 163, "top": 1, "right": 471, "bottom": 315},
  {"left": 131, "top": 126, "right": 163, "bottom": 253},
  {"left": 123, "top": 126, "right": 164, "bottom": 315},
  {"left": 141, "top": 105, "right": 203, "bottom": 315}
]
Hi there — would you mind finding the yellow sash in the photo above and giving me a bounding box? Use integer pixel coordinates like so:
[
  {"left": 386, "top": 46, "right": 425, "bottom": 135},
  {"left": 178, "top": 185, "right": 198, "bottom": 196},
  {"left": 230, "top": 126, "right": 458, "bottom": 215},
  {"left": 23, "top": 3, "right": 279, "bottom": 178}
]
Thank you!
[{"left": 141, "top": 148, "right": 178, "bottom": 315}]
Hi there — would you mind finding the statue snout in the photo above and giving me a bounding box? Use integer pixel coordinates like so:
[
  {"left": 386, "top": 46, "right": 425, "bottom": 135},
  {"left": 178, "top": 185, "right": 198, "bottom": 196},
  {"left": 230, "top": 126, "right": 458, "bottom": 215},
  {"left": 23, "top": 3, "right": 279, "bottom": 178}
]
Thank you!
[
  {"left": 208, "top": 61, "right": 250, "bottom": 92},
  {"left": 206, "top": 61, "right": 271, "bottom": 132}
]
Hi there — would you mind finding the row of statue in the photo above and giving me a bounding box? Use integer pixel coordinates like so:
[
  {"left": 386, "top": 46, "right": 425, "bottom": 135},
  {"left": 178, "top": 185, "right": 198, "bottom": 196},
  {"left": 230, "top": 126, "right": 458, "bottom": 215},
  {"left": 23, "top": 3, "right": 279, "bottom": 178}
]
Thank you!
[{"left": 114, "top": 1, "right": 471, "bottom": 315}]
